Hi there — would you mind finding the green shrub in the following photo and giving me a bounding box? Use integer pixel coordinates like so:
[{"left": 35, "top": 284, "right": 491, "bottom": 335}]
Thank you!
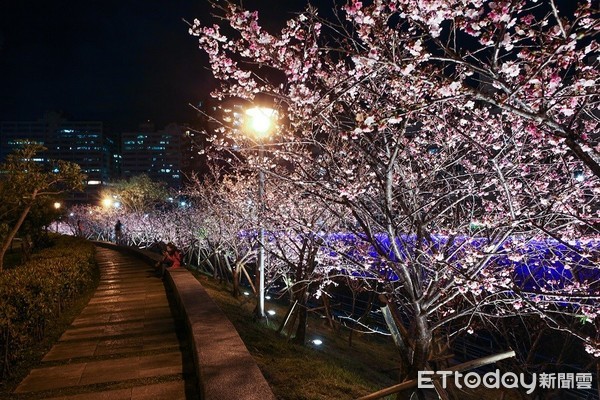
[{"left": 0, "top": 236, "right": 97, "bottom": 378}]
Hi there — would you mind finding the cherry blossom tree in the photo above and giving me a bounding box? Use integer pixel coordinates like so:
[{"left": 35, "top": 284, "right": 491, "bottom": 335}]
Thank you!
[
  {"left": 189, "top": 1, "right": 599, "bottom": 392},
  {"left": 66, "top": 201, "right": 203, "bottom": 251},
  {"left": 185, "top": 170, "right": 263, "bottom": 296},
  {"left": 260, "top": 178, "right": 351, "bottom": 343},
  {"left": 340, "top": 0, "right": 600, "bottom": 177}
]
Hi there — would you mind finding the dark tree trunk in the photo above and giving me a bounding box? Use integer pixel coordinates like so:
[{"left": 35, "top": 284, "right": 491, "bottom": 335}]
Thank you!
[
  {"left": 293, "top": 294, "right": 308, "bottom": 345},
  {"left": 232, "top": 261, "right": 240, "bottom": 298},
  {"left": 0, "top": 202, "right": 34, "bottom": 272}
]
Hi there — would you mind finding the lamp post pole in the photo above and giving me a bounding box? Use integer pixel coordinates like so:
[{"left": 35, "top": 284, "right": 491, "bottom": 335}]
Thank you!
[{"left": 257, "top": 145, "right": 266, "bottom": 319}]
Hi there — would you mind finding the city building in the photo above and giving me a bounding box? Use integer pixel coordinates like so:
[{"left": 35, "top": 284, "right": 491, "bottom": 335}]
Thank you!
[
  {"left": 121, "top": 122, "right": 187, "bottom": 188},
  {"left": 2, "top": 113, "right": 206, "bottom": 203},
  {"left": 0, "top": 112, "right": 119, "bottom": 203}
]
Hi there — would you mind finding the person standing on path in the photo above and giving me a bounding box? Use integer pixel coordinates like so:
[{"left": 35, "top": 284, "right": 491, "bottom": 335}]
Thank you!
[{"left": 114, "top": 219, "right": 123, "bottom": 244}]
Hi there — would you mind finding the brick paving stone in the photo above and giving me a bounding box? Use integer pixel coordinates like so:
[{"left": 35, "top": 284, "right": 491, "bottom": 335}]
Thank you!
[
  {"left": 78, "top": 357, "right": 140, "bottom": 385},
  {"left": 71, "top": 314, "right": 112, "bottom": 326},
  {"left": 14, "top": 363, "right": 87, "bottom": 393},
  {"left": 138, "top": 352, "right": 184, "bottom": 378},
  {"left": 131, "top": 381, "right": 187, "bottom": 400},
  {"left": 43, "top": 381, "right": 188, "bottom": 400},
  {"left": 45, "top": 388, "right": 133, "bottom": 400},
  {"left": 94, "top": 337, "right": 144, "bottom": 356},
  {"left": 43, "top": 341, "right": 99, "bottom": 361},
  {"left": 142, "top": 332, "right": 180, "bottom": 351}
]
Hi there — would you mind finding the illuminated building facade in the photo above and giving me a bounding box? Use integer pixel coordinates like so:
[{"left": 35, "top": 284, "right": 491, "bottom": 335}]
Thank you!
[
  {"left": 121, "top": 122, "right": 185, "bottom": 188},
  {"left": 0, "top": 113, "right": 118, "bottom": 202},
  {"left": 1, "top": 114, "right": 191, "bottom": 202}
]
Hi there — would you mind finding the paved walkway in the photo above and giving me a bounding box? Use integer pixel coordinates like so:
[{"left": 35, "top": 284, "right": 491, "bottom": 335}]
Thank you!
[{"left": 13, "top": 246, "right": 198, "bottom": 400}]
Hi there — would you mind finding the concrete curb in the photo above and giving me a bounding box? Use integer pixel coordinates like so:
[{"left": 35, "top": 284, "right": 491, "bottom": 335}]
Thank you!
[{"left": 92, "top": 241, "right": 276, "bottom": 400}]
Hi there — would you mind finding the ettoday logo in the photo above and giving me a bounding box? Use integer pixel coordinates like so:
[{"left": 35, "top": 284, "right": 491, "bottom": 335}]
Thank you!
[{"left": 418, "top": 370, "right": 593, "bottom": 394}]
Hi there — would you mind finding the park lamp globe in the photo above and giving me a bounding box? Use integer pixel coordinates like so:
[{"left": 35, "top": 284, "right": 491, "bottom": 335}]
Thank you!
[
  {"left": 244, "top": 107, "right": 276, "bottom": 139},
  {"left": 101, "top": 197, "right": 113, "bottom": 208}
]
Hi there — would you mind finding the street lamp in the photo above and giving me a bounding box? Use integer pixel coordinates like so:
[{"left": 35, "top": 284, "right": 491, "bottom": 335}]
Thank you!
[
  {"left": 244, "top": 106, "right": 276, "bottom": 319},
  {"left": 101, "top": 197, "right": 113, "bottom": 208},
  {"left": 245, "top": 107, "right": 276, "bottom": 139},
  {"left": 53, "top": 202, "right": 61, "bottom": 232}
]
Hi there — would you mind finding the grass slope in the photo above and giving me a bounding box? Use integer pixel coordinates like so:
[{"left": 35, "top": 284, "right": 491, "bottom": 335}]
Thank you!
[{"left": 193, "top": 273, "right": 400, "bottom": 400}]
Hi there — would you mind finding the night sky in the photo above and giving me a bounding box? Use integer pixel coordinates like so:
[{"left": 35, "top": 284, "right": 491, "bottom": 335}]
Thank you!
[{"left": 0, "top": 0, "right": 312, "bottom": 132}]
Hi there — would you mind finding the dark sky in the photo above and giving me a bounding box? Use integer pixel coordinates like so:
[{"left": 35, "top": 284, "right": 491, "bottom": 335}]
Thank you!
[{"left": 0, "top": 0, "right": 312, "bottom": 132}]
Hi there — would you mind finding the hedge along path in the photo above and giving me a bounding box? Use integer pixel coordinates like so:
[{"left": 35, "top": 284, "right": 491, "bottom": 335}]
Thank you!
[
  {"left": 12, "top": 246, "right": 198, "bottom": 400},
  {"left": 0, "top": 237, "right": 97, "bottom": 379}
]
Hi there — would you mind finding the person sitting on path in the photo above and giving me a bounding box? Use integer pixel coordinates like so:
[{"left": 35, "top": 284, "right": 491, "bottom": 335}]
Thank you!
[{"left": 155, "top": 242, "right": 182, "bottom": 277}]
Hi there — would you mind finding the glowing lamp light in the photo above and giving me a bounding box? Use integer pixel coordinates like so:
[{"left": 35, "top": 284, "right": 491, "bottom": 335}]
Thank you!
[
  {"left": 53, "top": 202, "right": 61, "bottom": 209},
  {"left": 265, "top": 296, "right": 271, "bottom": 300},
  {"left": 101, "top": 198, "right": 113, "bottom": 208},
  {"left": 245, "top": 107, "right": 276, "bottom": 139},
  {"left": 311, "top": 339, "right": 323, "bottom": 346},
  {"left": 243, "top": 291, "right": 250, "bottom": 296},
  {"left": 267, "top": 310, "right": 276, "bottom": 316}
]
